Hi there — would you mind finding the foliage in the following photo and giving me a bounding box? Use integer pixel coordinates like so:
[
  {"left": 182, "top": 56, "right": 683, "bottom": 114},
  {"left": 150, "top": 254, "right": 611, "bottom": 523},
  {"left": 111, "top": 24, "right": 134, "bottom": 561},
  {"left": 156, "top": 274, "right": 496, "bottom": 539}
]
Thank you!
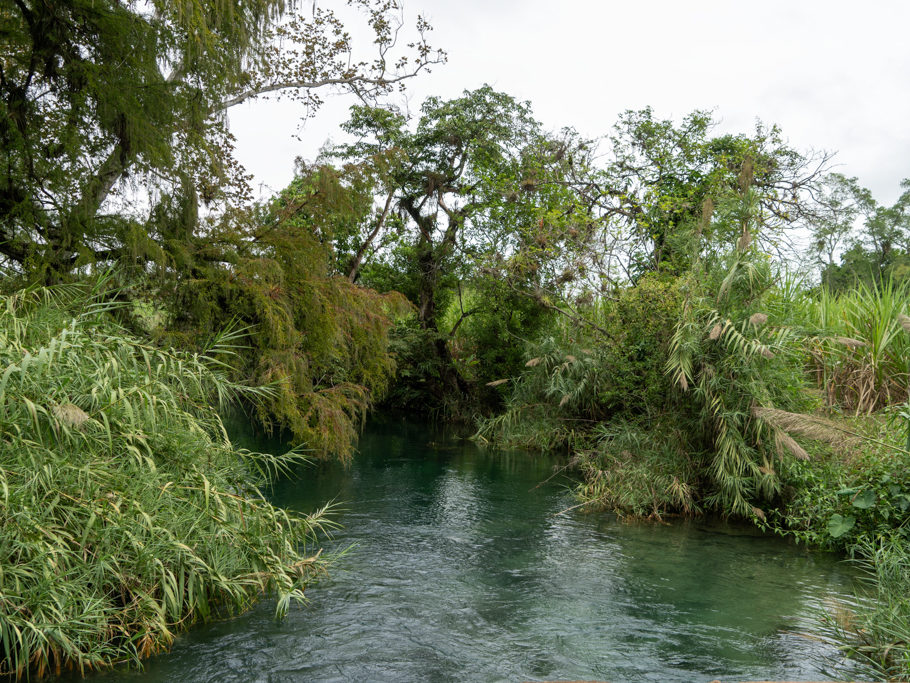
[
  {"left": 378, "top": 317, "right": 447, "bottom": 414},
  {"left": 162, "top": 165, "right": 411, "bottom": 458},
  {"left": 472, "top": 110, "right": 828, "bottom": 428},
  {"left": 763, "top": 415, "right": 909, "bottom": 547},
  {"left": 442, "top": 278, "right": 552, "bottom": 408},
  {"left": 810, "top": 280, "right": 910, "bottom": 413},
  {"left": 0, "top": 0, "right": 442, "bottom": 280},
  {"left": 0, "top": 282, "right": 332, "bottom": 679},
  {"left": 474, "top": 335, "right": 581, "bottom": 451},
  {"left": 587, "top": 276, "right": 683, "bottom": 413},
  {"left": 481, "top": 154, "right": 838, "bottom": 522},
  {"left": 335, "top": 86, "right": 592, "bottom": 409},
  {"left": 577, "top": 416, "right": 704, "bottom": 518},
  {"left": 476, "top": 274, "right": 682, "bottom": 450},
  {"left": 817, "top": 176, "right": 910, "bottom": 292},
  {"left": 556, "top": 108, "right": 830, "bottom": 287},
  {"left": 663, "top": 177, "right": 817, "bottom": 517}
]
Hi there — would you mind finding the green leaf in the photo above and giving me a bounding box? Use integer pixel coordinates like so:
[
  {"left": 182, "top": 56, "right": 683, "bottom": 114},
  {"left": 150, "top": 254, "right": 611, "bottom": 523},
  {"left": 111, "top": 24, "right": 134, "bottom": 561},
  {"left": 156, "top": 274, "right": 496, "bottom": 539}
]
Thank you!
[
  {"left": 827, "top": 514, "right": 856, "bottom": 538},
  {"left": 852, "top": 489, "right": 876, "bottom": 509}
]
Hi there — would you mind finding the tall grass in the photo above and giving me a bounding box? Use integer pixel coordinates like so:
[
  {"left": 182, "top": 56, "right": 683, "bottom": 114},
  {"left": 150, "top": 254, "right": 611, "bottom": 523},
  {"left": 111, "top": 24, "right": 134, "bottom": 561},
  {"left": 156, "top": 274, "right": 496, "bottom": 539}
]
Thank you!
[
  {"left": 834, "top": 536, "right": 910, "bottom": 680},
  {"left": 812, "top": 280, "right": 910, "bottom": 413},
  {"left": 0, "top": 283, "right": 332, "bottom": 679},
  {"left": 474, "top": 336, "right": 592, "bottom": 451},
  {"left": 577, "top": 416, "right": 704, "bottom": 517}
]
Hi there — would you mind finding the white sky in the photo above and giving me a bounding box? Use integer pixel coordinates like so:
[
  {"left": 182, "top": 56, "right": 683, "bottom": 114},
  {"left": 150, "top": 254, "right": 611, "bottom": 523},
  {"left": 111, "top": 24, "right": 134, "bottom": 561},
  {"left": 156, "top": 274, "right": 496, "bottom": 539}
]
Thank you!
[{"left": 227, "top": 0, "right": 910, "bottom": 206}]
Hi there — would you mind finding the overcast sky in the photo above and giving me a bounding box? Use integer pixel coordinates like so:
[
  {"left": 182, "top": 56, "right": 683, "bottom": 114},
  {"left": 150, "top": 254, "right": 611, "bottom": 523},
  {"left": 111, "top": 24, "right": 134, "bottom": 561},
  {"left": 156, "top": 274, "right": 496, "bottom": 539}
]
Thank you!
[{"left": 227, "top": 0, "right": 910, "bottom": 205}]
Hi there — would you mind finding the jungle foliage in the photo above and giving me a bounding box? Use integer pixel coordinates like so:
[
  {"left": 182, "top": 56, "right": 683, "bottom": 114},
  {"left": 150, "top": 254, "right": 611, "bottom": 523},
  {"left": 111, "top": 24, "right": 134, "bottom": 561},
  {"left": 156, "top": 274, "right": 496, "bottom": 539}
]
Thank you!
[
  {"left": 0, "top": 282, "right": 332, "bottom": 678},
  {"left": 0, "top": 0, "right": 442, "bottom": 281},
  {"left": 158, "top": 164, "right": 412, "bottom": 458},
  {"left": 471, "top": 143, "right": 910, "bottom": 677},
  {"left": 331, "top": 86, "right": 595, "bottom": 412},
  {"left": 0, "top": 0, "right": 442, "bottom": 458},
  {"left": 4, "top": 2, "right": 910, "bottom": 676}
]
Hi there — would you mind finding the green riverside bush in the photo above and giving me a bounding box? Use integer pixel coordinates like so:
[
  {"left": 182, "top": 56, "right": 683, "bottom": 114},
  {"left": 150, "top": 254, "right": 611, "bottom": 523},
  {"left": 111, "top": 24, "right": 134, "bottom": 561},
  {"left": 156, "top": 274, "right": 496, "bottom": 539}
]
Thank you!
[{"left": 0, "top": 284, "right": 332, "bottom": 679}]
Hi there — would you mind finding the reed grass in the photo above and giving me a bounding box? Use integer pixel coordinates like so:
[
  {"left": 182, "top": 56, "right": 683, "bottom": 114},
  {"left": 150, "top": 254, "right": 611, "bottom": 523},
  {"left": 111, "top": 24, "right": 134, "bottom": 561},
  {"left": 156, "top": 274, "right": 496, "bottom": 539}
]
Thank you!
[
  {"left": 835, "top": 536, "right": 910, "bottom": 680},
  {"left": 576, "top": 416, "right": 703, "bottom": 518},
  {"left": 0, "top": 283, "right": 332, "bottom": 679},
  {"left": 811, "top": 280, "right": 910, "bottom": 413}
]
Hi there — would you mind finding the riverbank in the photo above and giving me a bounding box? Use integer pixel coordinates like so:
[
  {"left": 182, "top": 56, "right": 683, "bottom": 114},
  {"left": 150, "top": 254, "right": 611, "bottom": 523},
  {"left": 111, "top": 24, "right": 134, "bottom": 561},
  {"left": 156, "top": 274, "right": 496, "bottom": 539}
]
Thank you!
[{"left": 0, "top": 287, "right": 330, "bottom": 678}]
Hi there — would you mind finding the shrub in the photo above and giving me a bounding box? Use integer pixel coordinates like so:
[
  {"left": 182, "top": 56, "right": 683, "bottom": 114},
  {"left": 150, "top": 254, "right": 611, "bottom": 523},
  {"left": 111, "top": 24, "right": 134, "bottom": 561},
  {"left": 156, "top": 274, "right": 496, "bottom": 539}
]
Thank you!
[
  {"left": 577, "top": 416, "right": 704, "bottom": 518},
  {"left": 476, "top": 275, "right": 682, "bottom": 451},
  {"left": 0, "top": 283, "right": 331, "bottom": 679},
  {"left": 667, "top": 187, "right": 816, "bottom": 516}
]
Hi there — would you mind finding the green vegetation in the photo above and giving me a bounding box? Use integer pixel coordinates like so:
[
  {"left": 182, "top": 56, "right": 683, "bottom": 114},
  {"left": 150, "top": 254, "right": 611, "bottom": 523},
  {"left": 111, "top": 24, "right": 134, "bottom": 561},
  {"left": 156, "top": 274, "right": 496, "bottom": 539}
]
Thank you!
[
  {"left": 160, "top": 164, "right": 412, "bottom": 458},
  {"left": 470, "top": 119, "right": 910, "bottom": 678},
  {"left": 811, "top": 280, "right": 910, "bottom": 412},
  {"left": 0, "top": 0, "right": 442, "bottom": 281},
  {"left": 2, "top": 1, "right": 910, "bottom": 678},
  {"left": 332, "top": 86, "right": 586, "bottom": 412},
  {"left": 1, "top": 2, "right": 440, "bottom": 677},
  {"left": 0, "top": 283, "right": 331, "bottom": 678}
]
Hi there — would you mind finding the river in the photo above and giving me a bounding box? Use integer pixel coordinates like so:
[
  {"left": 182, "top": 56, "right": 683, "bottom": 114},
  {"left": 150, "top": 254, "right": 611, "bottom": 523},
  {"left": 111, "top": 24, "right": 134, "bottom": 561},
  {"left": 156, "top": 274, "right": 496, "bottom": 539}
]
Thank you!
[{"left": 95, "top": 419, "right": 863, "bottom": 682}]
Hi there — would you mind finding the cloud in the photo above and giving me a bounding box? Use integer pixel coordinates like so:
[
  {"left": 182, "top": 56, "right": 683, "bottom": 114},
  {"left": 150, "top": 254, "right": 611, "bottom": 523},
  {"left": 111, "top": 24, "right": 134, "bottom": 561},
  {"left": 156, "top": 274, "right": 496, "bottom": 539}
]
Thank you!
[{"left": 229, "top": 0, "right": 910, "bottom": 202}]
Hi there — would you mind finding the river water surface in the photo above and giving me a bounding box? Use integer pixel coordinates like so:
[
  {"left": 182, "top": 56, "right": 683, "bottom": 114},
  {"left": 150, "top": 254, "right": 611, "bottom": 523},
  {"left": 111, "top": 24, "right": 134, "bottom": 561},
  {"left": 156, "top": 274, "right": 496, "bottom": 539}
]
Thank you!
[{"left": 99, "top": 419, "right": 863, "bottom": 682}]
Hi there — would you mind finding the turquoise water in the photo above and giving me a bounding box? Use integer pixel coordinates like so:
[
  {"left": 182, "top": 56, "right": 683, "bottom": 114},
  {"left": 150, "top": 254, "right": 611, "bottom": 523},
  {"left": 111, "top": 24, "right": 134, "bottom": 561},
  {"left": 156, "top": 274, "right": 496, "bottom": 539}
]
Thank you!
[{"left": 97, "top": 420, "right": 862, "bottom": 682}]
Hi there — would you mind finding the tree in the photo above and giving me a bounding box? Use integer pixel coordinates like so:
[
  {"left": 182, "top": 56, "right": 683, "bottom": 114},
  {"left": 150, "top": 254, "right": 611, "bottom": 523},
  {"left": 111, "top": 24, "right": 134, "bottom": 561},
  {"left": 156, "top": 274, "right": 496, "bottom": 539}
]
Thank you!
[
  {"left": 0, "top": 0, "right": 443, "bottom": 281},
  {"left": 565, "top": 108, "right": 831, "bottom": 284},
  {"left": 818, "top": 177, "right": 910, "bottom": 291},
  {"left": 333, "top": 86, "right": 589, "bottom": 404},
  {"left": 458, "top": 109, "right": 832, "bottom": 349},
  {"left": 811, "top": 173, "right": 864, "bottom": 270},
  {"left": 155, "top": 161, "right": 412, "bottom": 458}
]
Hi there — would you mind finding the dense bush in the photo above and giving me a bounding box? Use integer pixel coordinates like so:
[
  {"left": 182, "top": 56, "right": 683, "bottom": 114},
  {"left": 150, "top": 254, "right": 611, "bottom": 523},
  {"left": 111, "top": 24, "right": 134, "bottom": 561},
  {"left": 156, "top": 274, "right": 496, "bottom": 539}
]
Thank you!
[
  {"left": 0, "top": 284, "right": 331, "bottom": 678},
  {"left": 766, "top": 415, "right": 910, "bottom": 550},
  {"left": 158, "top": 166, "right": 410, "bottom": 459},
  {"left": 476, "top": 274, "right": 682, "bottom": 450},
  {"left": 577, "top": 415, "right": 704, "bottom": 517}
]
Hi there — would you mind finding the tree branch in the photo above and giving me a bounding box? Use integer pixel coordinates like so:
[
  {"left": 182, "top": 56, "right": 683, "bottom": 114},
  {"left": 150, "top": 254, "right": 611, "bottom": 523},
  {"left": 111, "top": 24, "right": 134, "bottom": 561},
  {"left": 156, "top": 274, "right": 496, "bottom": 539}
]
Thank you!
[
  {"left": 216, "top": 68, "right": 432, "bottom": 112},
  {"left": 348, "top": 188, "right": 394, "bottom": 282}
]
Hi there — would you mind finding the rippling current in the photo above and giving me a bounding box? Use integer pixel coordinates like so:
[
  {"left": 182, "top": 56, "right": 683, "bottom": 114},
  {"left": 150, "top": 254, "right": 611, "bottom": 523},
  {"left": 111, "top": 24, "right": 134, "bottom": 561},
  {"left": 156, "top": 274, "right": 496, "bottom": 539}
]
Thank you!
[{"left": 96, "top": 419, "right": 862, "bottom": 682}]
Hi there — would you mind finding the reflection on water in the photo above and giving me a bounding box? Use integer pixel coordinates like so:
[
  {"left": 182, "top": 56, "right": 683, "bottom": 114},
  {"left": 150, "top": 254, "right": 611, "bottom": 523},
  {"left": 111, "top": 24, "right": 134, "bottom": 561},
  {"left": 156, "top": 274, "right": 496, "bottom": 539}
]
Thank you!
[{"left": 94, "top": 419, "right": 862, "bottom": 682}]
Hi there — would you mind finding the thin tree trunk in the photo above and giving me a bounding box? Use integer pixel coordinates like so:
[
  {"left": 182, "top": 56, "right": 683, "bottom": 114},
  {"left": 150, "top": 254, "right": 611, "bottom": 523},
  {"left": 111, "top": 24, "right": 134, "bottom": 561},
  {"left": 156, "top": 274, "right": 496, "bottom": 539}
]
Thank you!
[{"left": 348, "top": 189, "right": 394, "bottom": 282}]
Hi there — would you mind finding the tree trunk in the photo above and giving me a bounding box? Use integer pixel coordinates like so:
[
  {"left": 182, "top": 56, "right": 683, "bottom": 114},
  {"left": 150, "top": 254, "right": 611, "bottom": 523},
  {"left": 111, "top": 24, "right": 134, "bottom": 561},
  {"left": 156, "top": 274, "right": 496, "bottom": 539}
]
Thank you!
[{"left": 414, "top": 241, "right": 471, "bottom": 406}]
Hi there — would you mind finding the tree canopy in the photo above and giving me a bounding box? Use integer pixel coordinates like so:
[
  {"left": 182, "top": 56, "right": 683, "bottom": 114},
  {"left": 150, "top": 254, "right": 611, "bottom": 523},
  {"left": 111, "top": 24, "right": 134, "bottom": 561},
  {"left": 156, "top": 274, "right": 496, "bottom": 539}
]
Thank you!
[
  {"left": 815, "top": 175, "right": 910, "bottom": 291},
  {"left": 0, "top": 0, "right": 442, "bottom": 280},
  {"left": 331, "top": 86, "right": 592, "bottom": 403}
]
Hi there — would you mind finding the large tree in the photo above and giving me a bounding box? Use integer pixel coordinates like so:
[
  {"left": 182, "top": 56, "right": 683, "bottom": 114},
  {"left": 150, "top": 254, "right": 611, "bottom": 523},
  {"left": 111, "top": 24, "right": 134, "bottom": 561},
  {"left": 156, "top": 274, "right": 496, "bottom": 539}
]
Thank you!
[
  {"left": 561, "top": 108, "right": 832, "bottom": 285},
  {"left": 333, "top": 86, "right": 590, "bottom": 401},
  {"left": 0, "top": 0, "right": 442, "bottom": 280}
]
